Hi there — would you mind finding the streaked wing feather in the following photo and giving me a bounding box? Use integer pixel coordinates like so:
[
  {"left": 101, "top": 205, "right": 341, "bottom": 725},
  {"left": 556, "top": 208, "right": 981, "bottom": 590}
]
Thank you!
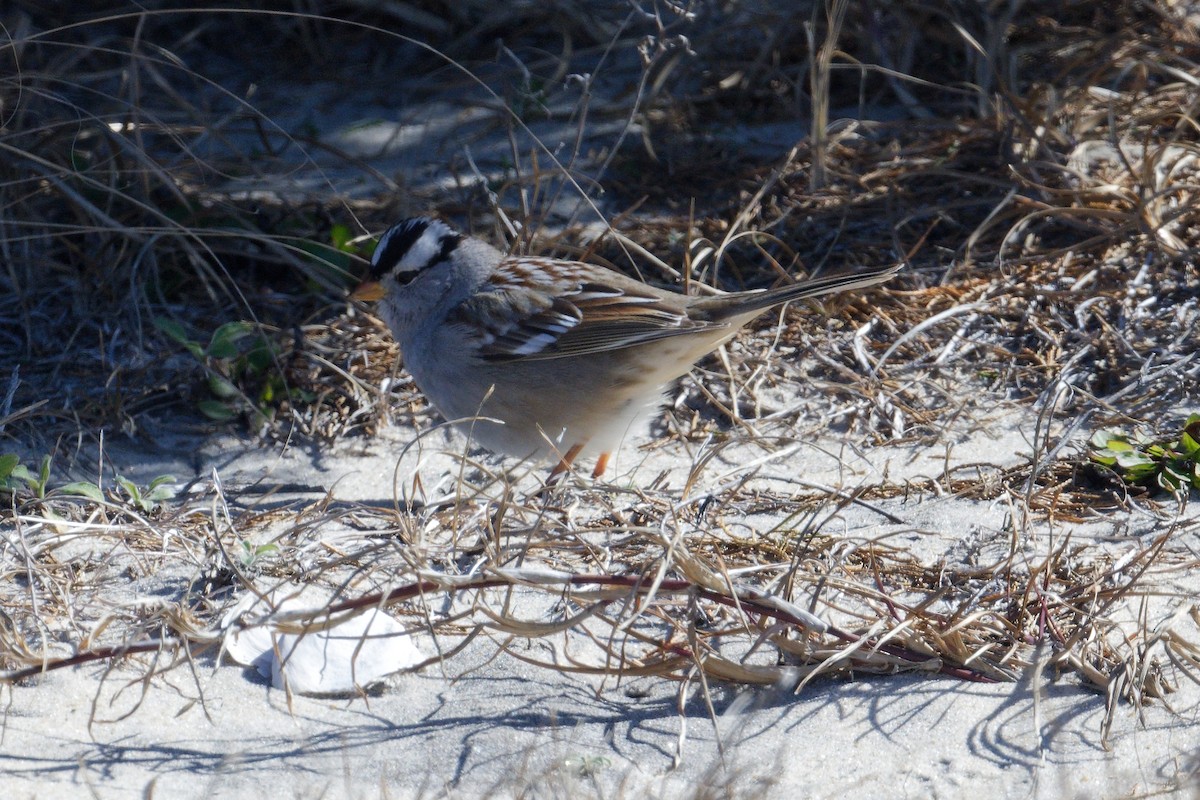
[
  {"left": 446, "top": 258, "right": 726, "bottom": 362},
  {"left": 484, "top": 296, "right": 582, "bottom": 357},
  {"left": 515, "top": 316, "right": 723, "bottom": 360}
]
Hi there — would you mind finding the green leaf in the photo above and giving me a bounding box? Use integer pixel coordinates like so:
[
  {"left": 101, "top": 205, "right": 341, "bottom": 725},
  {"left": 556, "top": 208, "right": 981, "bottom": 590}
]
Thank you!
[
  {"left": 144, "top": 476, "right": 177, "bottom": 503},
  {"left": 330, "top": 223, "right": 355, "bottom": 252},
  {"left": 198, "top": 399, "right": 238, "bottom": 421},
  {"left": 0, "top": 454, "right": 18, "bottom": 481},
  {"left": 35, "top": 455, "right": 51, "bottom": 497},
  {"left": 243, "top": 340, "right": 274, "bottom": 373},
  {"left": 147, "top": 474, "right": 176, "bottom": 492},
  {"left": 208, "top": 373, "right": 241, "bottom": 399},
  {"left": 207, "top": 322, "right": 255, "bottom": 359},
  {"left": 1101, "top": 437, "right": 1135, "bottom": 453},
  {"left": 1115, "top": 450, "right": 1153, "bottom": 469},
  {"left": 154, "top": 316, "right": 190, "bottom": 345},
  {"left": 56, "top": 482, "right": 106, "bottom": 502},
  {"left": 144, "top": 488, "right": 173, "bottom": 505},
  {"left": 1124, "top": 463, "right": 1159, "bottom": 482},
  {"left": 1179, "top": 430, "right": 1200, "bottom": 458},
  {"left": 155, "top": 317, "right": 204, "bottom": 358},
  {"left": 10, "top": 464, "right": 34, "bottom": 484}
]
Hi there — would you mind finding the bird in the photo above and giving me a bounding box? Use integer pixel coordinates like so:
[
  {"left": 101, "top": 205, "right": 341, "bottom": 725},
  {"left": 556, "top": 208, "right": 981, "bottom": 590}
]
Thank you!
[{"left": 351, "top": 217, "right": 899, "bottom": 479}]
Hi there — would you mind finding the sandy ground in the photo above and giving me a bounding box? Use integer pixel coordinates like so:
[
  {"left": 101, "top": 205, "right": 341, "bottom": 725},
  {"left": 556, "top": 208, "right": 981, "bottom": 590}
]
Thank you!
[
  {"left": 4, "top": 649, "right": 1194, "bottom": 799},
  {"left": 4, "top": 403, "right": 1198, "bottom": 799}
]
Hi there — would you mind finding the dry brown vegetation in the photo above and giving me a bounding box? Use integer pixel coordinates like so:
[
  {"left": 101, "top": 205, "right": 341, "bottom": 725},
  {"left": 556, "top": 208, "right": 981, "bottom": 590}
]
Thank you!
[{"left": 2, "top": 2, "right": 1200, "bottom": 785}]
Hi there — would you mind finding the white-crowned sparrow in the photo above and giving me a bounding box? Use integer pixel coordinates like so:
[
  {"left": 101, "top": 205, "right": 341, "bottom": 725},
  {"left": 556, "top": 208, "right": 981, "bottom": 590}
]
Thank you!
[{"left": 352, "top": 217, "right": 899, "bottom": 478}]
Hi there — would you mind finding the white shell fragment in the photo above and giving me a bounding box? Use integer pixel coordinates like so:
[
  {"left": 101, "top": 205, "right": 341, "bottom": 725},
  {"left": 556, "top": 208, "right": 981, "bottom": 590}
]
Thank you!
[{"left": 222, "top": 588, "right": 425, "bottom": 696}]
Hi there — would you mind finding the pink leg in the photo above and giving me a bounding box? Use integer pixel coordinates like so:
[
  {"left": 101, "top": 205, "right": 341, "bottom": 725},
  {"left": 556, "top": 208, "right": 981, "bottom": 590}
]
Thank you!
[
  {"left": 549, "top": 442, "right": 586, "bottom": 480},
  {"left": 591, "top": 452, "right": 610, "bottom": 478}
]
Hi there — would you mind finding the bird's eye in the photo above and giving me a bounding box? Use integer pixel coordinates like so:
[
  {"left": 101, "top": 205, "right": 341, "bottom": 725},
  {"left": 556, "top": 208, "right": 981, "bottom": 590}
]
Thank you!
[{"left": 393, "top": 269, "right": 420, "bottom": 287}]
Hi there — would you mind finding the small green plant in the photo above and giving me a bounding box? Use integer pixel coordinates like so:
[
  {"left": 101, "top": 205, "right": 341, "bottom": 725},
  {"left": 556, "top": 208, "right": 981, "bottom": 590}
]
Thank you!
[
  {"left": 2, "top": 454, "right": 176, "bottom": 512},
  {"left": 560, "top": 754, "right": 611, "bottom": 777},
  {"left": 1089, "top": 414, "right": 1200, "bottom": 494},
  {"left": 1, "top": 453, "right": 42, "bottom": 497},
  {"left": 0, "top": 453, "right": 104, "bottom": 501},
  {"left": 239, "top": 539, "right": 280, "bottom": 569},
  {"left": 153, "top": 220, "right": 355, "bottom": 427},
  {"left": 154, "top": 318, "right": 290, "bottom": 425},
  {"left": 115, "top": 475, "right": 177, "bottom": 513}
]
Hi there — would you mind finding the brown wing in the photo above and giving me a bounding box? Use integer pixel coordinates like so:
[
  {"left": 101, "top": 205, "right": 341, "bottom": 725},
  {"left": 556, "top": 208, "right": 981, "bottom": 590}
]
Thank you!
[{"left": 444, "top": 257, "right": 728, "bottom": 362}]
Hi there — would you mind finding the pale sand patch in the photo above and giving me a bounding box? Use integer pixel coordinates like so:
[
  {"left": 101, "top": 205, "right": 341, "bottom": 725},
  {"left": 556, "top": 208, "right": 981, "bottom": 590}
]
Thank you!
[{"left": 4, "top": 404, "right": 1196, "bottom": 798}]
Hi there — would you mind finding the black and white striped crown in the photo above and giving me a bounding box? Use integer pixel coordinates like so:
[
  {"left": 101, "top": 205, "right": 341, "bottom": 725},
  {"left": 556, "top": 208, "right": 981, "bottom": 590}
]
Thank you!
[{"left": 369, "top": 217, "right": 462, "bottom": 281}]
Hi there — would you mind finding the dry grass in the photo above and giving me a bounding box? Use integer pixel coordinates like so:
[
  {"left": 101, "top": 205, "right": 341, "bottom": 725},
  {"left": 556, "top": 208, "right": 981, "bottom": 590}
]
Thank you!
[
  {"left": 2, "top": 3, "right": 1200, "bottom": 787},
  {"left": 2, "top": 441, "right": 1198, "bottom": 734}
]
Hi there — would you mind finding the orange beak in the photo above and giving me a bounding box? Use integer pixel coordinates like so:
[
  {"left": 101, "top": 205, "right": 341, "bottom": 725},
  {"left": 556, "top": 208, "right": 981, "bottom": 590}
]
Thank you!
[{"left": 350, "top": 280, "right": 385, "bottom": 302}]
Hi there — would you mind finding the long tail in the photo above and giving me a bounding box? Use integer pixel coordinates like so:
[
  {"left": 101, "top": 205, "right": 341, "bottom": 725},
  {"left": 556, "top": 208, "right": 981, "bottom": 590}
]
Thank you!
[{"left": 693, "top": 262, "right": 902, "bottom": 321}]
